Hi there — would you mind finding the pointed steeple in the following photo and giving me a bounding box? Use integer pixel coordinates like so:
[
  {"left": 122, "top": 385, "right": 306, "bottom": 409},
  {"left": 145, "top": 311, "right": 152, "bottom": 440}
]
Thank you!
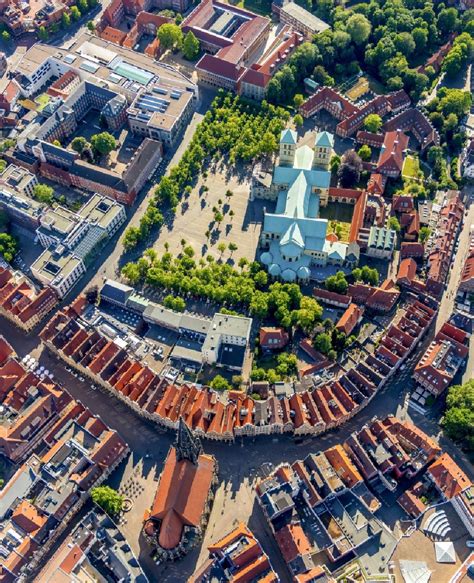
[{"left": 175, "top": 417, "right": 203, "bottom": 465}]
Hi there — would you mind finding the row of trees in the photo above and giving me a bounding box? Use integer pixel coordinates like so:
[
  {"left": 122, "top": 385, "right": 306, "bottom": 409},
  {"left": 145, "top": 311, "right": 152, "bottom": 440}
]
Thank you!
[
  {"left": 122, "top": 92, "right": 289, "bottom": 250},
  {"left": 442, "top": 32, "right": 474, "bottom": 79},
  {"left": 121, "top": 248, "right": 323, "bottom": 332},
  {"left": 426, "top": 87, "right": 472, "bottom": 162},
  {"left": 324, "top": 266, "right": 380, "bottom": 295},
  {"left": 425, "top": 89, "right": 470, "bottom": 188}
]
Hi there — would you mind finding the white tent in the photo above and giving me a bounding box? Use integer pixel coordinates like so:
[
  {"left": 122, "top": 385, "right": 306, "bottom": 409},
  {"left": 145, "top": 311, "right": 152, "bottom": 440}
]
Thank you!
[
  {"left": 435, "top": 541, "right": 456, "bottom": 563},
  {"left": 400, "top": 560, "right": 431, "bottom": 583}
]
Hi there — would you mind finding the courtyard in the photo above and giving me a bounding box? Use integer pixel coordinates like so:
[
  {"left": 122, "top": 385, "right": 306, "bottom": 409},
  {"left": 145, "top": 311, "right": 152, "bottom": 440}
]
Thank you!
[
  {"left": 59, "top": 110, "right": 143, "bottom": 176},
  {"left": 320, "top": 201, "right": 354, "bottom": 243}
]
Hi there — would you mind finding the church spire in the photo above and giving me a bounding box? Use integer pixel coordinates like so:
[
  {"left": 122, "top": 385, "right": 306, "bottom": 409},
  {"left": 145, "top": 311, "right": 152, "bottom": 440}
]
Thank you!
[{"left": 175, "top": 417, "right": 203, "bottom": 465}]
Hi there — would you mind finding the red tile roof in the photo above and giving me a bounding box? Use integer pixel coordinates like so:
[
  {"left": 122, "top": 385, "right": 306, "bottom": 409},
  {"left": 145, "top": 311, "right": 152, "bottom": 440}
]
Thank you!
[
  {"left": 274, "top": 523, "right": 311, "bottom": 563},
  {"left": 313, "top": 288, "right": 351, "bottom": 306},
  {"left": 348, "top": 279, "right": 400, "bottom": 312},
  {"left": 397, "top": 258, "right": 417, "bottom": 285},
  {"left": 400, "top": 242, "right": 424, "bottom": 259},
  {"left": 376, "top": 130, "right": 409, "bottom": 175},
  {"left": 146, "top": 446, "right": 216, "bottom": 550},
  {"left": 259, "top": 327, "right": 289, "bottom": 349},
  {"left": 335, "top": 303, "right": 363, "bottom": 336},
  {"left": 427, "top": 453, "right": 471, "bottom": 499}
]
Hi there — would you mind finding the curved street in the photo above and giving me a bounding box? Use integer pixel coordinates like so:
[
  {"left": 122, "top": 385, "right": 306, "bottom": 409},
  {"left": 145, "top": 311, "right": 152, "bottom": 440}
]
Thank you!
[{"left": 2, "top": 311, "right": 473, "bottom": 582}]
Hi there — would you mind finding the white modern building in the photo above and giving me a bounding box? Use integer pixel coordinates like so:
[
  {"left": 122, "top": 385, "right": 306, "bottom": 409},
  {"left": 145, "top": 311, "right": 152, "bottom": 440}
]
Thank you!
[{"left": 32, "top": 194, "right": 126, "bottom": 297}]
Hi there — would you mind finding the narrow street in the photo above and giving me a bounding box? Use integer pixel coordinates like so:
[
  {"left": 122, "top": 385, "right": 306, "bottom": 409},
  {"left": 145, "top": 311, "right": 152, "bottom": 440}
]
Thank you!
[{"left": 435, "top": 202, "right": 474, "bottom": 334}]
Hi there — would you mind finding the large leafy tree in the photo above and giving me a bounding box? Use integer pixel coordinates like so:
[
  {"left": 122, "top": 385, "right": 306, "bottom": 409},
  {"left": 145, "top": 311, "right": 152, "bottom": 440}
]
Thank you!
[
  {"left": 442, "top": 380, "right": 474, "bottom": 451},
  {"left": 91, "top": 132, "right": 116, "bottom": 156},
  {"left": 337, "top": 150, "right": 362, "bottom": 188},
  {"left": 33, "top": 184, "right": 54, "bottom": 205},
  {"left": 0, "top": 233, "right": 17, "bottom": 262},
  {"left": 157, "top": 23, "right": 183, "bottom": 51},
  {"left": 364, "top": 114, "right": 382, "bottom": 133},
  {"left": 325, "top": 271, "right": 348, "bottom": 294},
  {"left": 183, "top": 31, "right": 200, "bottom": 60},
  {"left": 91, "top": 486, "right": 124, "bottom": 516},
  {"left": 346, "top": 13, "right": 371, "bottom": 45},
  {"left": 71, "top": 136, "right": 88, "bottom": 154}
]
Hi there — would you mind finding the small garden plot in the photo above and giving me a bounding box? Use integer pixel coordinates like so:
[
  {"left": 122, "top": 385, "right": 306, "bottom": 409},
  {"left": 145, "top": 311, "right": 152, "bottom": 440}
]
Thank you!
[{"left": 402, "top": 155, "right": 422, "bottom": 182}]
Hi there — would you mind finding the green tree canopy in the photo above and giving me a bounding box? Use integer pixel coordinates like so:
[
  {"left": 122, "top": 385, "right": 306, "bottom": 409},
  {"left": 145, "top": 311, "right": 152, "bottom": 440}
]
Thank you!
[
  {"left": 210, "top": 375, "right": 231, "bottom": 391},
  {"left": 183, "top": 31, "right": 200, "bottom": 60},
  {"left": 38, "top": 26, "right": 48, "bottom": 41},
  {"left": 346, "top": 13, "right": 371, "bottom": 45},
  {"left": 419, "top": 226, "right": 430, "bottom": 243},
  {"left": 70, "top": 6, "right": 81, "bottom": 21},
  {"left": 91, "top": 132, "right": 116, "bottom": 156},
  {"left": 157, "top": 23, "right": 183, "bottom": 51},
  {"left": 294, "top": 113, "right": 304, "bottom": 127},
  {"left": 91, "top": 486, "right": 124, "bottom": 516},
  {"left": 0, "top": 233, "right": 17, "bottom": 263},
  {"left": 33, "top": 184, "right": 54, "bottom": 205},
  {"left": 325, "top": 271, "right": 348, "bottom": 294},
  {"left": 442, "top": 380, "right": 473, "bottom": 451},
  {"left": 313, "top": 332, "right": 332, "bottom": 355},
  {"left": 357, "top": 144, "right": 372, "bottom": 161},
  {"left": 71, "top": 136, "right": 89, "bottom": 154},
  {"left": 388, "top": 216, "right": 401, "bottom": 232}
]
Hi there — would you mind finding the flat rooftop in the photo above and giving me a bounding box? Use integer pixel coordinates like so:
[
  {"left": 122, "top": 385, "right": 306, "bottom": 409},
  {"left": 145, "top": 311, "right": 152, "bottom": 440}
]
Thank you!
[
  {"left": 15, "top": 34, "right": 196, "bottom": 135},
  {"left": 0, "top": 165, "right": 35, "bottom": 191},
  {"left": 0, "top": 187, "right": 43, "bottom": 219},
  {"left": 129, "top": 89, "right": 194, "bottom": 133},
  {"left": 39, "top": 206, "right": 77, "bottom": 237},
  {"left": 79, "top": 193, "right": 124, "bottom": 228},
  {"left": 31, "top": 248, "right": 82, "bottom": 283},
  {"left": 281, "top": 2, "right": 329, "bottom": 33}
]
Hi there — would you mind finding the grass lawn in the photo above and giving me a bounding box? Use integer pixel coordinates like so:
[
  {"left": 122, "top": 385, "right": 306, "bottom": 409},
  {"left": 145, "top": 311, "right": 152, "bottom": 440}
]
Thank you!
[
  {"left": 236, "top": 0, "right": 272, "bottom": 15},
  {"left": 35, "top": 93, "right": 51, "bottom": 111},
  {"left": 402, "top": 155, "right": 421, "bottom": 180},
  {"left": 254, "top": 352, "right": 279, "bottom": 371},
  {"left": 320, "top": 201, "right": 353, "bottom": 241},
  {"left": 327, "top": 220, "right": 351, "bottom": 242}
]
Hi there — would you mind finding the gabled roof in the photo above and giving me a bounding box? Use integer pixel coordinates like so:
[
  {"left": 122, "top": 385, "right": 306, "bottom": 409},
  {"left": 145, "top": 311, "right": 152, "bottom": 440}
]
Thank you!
[
  {"left": 336, "top": 303, "right": 363, "bottom": 336},
  {"left": 397, "top": 258, "right": 417, "bottom": 283},
  {"left": 376, "top": 130, "right": 409, "bottom": 174},
  {"left": 280, "top": 221, "right": 305, "bottom": 254},
  {"left": 427, "top": 453, "right": 471, "bottom": 499},
  {"left": 148, "top": 446, "right": 216, "bottom": 550},
  {"left": 100, "top": 279, "right": 133, "bottom": 305},
  {"left": 280, "top": 128, "right": 297, "bottom": 145},
  {"left": 315, "top": 130, "right": 334, "bottom": 148}
]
